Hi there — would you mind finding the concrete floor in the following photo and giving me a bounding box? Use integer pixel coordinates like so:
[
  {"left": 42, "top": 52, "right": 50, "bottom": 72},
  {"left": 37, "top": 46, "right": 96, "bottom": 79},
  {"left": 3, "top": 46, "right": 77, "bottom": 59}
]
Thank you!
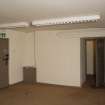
[{"left": 0, "top": 83, "right": 105, "bottom": 105}]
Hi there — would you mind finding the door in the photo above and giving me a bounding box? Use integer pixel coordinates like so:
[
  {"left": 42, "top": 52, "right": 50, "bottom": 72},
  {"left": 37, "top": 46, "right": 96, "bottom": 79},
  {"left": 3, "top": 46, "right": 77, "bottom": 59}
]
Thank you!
[
  {"left": 0, "top": 38, "right": 9, "bottom": 88},
  {"left": 80, "top": 38, "right": 87, "bottom": 85},
  {"left": 95, "top": 39, "right": 105, "bottom": 87}
]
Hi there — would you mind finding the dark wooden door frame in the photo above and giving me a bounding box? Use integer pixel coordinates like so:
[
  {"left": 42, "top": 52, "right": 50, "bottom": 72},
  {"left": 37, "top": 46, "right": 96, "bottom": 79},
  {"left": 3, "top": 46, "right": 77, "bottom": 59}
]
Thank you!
[
  {"left": 80, "top": 37, "right": 105, "bottom": 87},
  {"left": 95, "top": 39, "right": 105, "bottom": 87}
]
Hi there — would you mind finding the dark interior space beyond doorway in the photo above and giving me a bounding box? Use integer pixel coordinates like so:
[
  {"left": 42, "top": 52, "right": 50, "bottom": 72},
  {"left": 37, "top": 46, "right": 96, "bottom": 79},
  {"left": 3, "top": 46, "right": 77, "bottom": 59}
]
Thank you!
[
  {"left": 84, "top": 40, "right": 96, "bottom": 88},
  {"left": 81, "top": 37, "right": 105, "bottom": 88}
]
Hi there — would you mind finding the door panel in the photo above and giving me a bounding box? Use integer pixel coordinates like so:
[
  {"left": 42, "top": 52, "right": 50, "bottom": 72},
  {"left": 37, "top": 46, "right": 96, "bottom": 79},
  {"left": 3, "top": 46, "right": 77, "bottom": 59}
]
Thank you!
[
  {"left": 95, "top": 39, "right": 104, "bottom": 87},
  {"left": 0, "top": 39, "right": 9, "bottom": 88},
  {"left": 80, "top": 39, "right": 86, "bottom": 85},
  {"left": 104, "top": 41, "right": 105, "bottom": 85}
]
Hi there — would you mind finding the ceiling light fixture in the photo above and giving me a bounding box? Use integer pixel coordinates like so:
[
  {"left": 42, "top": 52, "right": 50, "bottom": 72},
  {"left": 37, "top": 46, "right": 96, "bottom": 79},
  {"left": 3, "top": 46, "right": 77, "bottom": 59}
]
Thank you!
[
  {"left": 32, "top": 15, "right": 100, "bottom": 26},
  {"left": 0, "top": 22, "right": 29, "bottom": 29}
]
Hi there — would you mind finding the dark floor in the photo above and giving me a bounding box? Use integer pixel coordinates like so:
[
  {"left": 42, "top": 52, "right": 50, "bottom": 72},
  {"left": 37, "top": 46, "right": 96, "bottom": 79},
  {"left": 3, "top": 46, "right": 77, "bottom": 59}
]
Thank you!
[
  {"left": 0, "top": 83, "right": 105, "bottom": 105},
  {"left": 83, "top": 75, "right": 96, "bottom": 88}
]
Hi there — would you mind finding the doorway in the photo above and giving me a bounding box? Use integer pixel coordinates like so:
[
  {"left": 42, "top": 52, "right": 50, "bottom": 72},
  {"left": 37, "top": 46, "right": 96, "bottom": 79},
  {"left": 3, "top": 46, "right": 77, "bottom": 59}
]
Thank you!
[
  {"left": 81, "top": 37, "right": 105, "bottom": 88},
  {"left": 0, "top": 38, "right": 9, "bottom": 88}
]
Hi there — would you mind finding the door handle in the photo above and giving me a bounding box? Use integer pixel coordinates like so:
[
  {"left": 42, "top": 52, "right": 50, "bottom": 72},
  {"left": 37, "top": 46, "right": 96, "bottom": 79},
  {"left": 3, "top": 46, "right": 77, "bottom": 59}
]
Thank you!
[
  {"left": 3, "top": 54, "right": 9, "bottom": 60},
  {"left": 2, "top": 54, "right": 9, "bottom": 65}
]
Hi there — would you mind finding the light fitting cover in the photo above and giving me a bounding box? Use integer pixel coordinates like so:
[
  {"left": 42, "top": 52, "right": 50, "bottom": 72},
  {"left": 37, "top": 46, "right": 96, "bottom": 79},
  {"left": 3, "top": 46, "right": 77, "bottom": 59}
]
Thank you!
[{"left": 32, "top": 15, "right": 100, "bottom": 26}]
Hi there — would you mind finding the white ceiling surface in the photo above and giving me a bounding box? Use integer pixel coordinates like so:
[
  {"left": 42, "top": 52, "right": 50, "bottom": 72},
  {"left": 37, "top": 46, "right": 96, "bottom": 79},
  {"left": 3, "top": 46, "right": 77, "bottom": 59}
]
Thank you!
[{"left": 0, "top": 0, "right": 105, "bottom": 27}]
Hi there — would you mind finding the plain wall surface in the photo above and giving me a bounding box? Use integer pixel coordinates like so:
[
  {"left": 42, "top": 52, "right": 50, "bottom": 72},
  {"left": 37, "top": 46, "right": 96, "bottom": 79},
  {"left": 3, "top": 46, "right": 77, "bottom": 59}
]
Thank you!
[
  {"left": 23, "top": 32, "right": 35, "bottom": 67},
  {"left": 35, "top": 28, "right": 105, "bottom": 87},
  {"left": 35, "top": 31, "right": 80, "bottom": 86},
  {"left": 1, "top": 28, "right": 105, "bottom": 87},
  {"left": 6, "top": 30, "right": 27, "bottom": 85},
  {"left": 86, "top": 41, "right": 94, "bottom": 75}
]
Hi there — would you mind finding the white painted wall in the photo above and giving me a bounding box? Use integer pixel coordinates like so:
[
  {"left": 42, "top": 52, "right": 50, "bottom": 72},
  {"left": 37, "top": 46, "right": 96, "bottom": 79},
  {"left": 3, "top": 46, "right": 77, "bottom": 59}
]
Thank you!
[
  {"left": 6, "top": 30, "right": 26, "bottom": 85},
  {"left": 35, "top": 31, "right": 80, "bottom": 86},
  {"left": 86, "top": 41, "right": 94, "bottom": 75},
  {"left": 23, "top": 32, "right": 35, "bottom": 67},
  {"left": 35, "top": 28, "right": 105, "bottom": 87},
  {"left": 1, "top": 28, "right": 105, "bottom": 87}
]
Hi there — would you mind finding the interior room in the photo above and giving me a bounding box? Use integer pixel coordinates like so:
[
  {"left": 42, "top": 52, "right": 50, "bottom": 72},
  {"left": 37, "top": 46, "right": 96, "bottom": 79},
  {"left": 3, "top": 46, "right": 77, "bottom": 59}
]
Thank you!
[
  {"left": 0, "top": 0, "right": 105, "bottom": 105},
  {"left": 81, "top": 38, "right": 105, "bottom": 88},
  {"left": 83, "top": 40, "right": 96, "bottom": 87}
]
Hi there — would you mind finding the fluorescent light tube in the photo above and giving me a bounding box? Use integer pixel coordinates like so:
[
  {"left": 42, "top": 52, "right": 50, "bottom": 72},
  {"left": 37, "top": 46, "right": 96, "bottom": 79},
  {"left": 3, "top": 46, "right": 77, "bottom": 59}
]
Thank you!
[
  {"left": 0, "top": 22, "right": 29, "bottom": 29},
  {"left": 32, "top": 15, "right": 100, "bottom": 26}
]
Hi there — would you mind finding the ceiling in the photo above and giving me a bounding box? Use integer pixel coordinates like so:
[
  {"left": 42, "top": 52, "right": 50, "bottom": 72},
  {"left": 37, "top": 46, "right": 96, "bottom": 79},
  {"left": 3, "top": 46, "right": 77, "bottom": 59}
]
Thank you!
[{"left": 0, "top": 0, "right": 105, "bottom": 27}]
